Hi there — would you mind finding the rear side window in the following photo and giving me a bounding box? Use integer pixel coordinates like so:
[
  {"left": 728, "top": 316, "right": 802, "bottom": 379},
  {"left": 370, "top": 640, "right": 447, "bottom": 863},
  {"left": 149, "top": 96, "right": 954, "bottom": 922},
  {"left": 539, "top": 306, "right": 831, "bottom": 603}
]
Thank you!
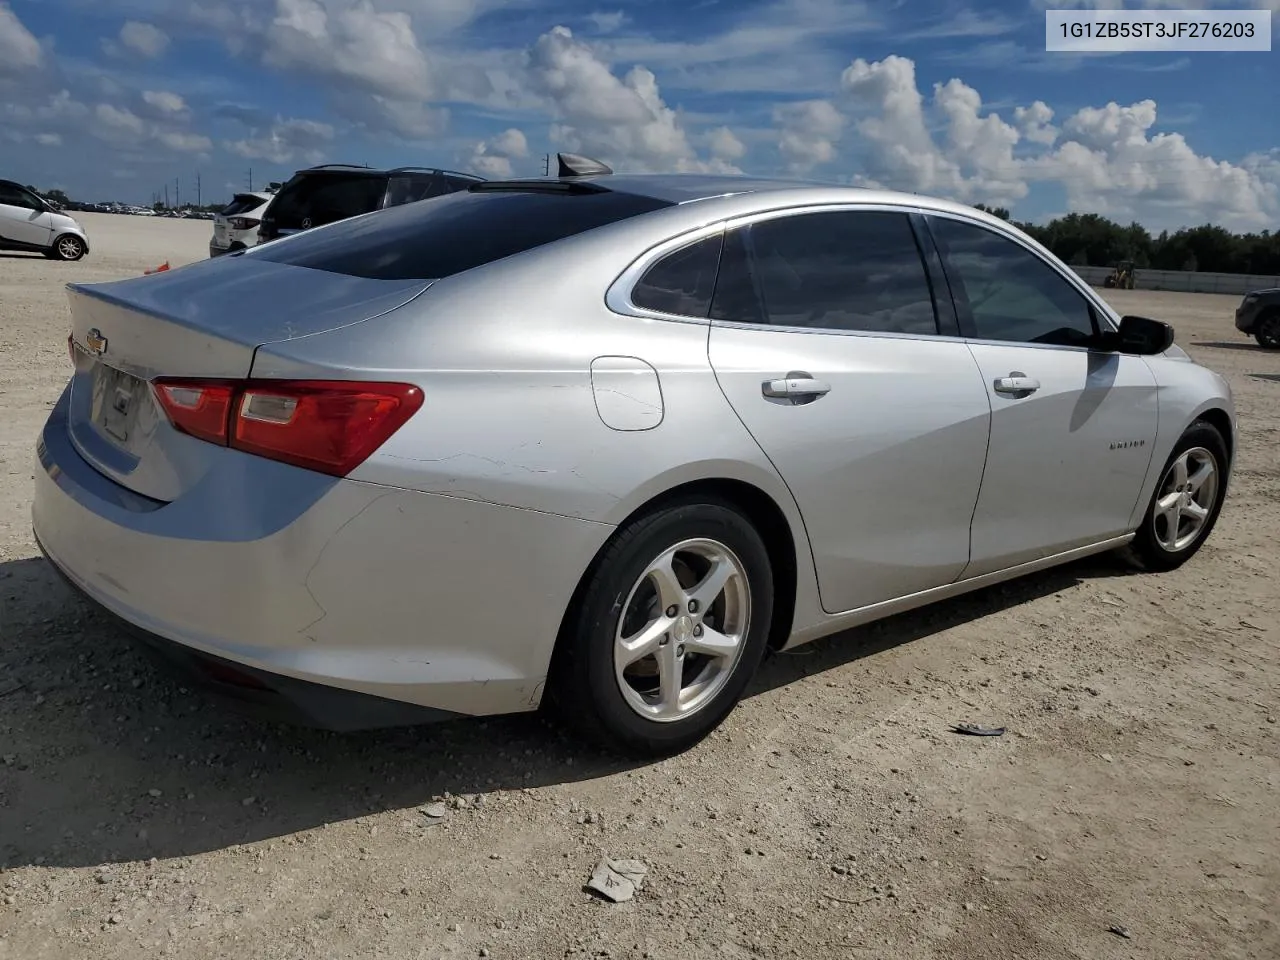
[
  {"left": 631, "top": 233, "right": 724, "bottom": 318},
  {"left": 385, "top": 176, "right": 442, "bottom": 207},
  {"left": 266, "top": 175, "right": 386, "bottom": 229},
  {"left": 710, "top": 210, "right": 939, "bottom": 336},
  {"left": 252, "top": 188, "right": 674, "bottom": 280},
  {"left": 220, "top": 194, "right": 263, "bottom": 217}
]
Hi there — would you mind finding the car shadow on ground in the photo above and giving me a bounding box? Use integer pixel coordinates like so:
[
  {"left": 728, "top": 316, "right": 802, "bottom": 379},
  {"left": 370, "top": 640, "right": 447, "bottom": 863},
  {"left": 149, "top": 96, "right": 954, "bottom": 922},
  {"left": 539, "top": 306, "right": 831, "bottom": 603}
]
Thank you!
[
  {"left": 0, "top": 550, "right": 1133, "bottom": 869},
  {"left": 1188, "top": 340, "right": 1262, "bottom": 352}
]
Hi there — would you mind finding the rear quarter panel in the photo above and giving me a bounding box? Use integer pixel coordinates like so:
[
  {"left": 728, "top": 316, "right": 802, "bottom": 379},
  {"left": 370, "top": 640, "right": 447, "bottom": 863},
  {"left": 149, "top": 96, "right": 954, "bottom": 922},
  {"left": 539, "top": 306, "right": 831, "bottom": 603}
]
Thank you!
[{"left": 249, "top": 215, "right": 827, "bottom": 639}]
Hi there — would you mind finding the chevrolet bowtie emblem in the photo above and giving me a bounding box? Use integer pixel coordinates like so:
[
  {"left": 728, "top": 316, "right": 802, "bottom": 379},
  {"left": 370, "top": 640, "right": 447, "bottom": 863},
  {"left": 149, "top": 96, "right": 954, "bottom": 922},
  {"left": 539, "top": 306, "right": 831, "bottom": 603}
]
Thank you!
[{"left": 85, "top": 328, "right": 108, "bottom": 357}]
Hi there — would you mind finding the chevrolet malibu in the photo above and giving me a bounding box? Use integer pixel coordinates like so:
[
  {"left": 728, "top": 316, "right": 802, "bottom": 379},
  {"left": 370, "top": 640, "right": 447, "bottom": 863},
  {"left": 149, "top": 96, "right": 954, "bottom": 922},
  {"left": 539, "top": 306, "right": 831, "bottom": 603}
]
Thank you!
[{"left": 33, "top": 159, "right": 1236, "bottom": 757}]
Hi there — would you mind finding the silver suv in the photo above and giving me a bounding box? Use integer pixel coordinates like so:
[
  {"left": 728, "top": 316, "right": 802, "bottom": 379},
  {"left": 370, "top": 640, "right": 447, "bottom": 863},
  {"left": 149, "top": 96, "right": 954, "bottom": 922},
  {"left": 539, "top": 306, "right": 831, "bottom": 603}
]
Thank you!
[{"left": 0, "top": 179, "right": 90, "bottom": 261}]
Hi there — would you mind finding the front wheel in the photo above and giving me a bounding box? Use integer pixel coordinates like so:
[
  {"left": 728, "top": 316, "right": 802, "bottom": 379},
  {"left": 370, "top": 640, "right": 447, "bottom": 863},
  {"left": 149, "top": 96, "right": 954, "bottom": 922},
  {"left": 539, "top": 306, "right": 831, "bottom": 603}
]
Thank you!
[
  {"left": 50, "top": 234, "right": 86, "bottom": 261},
  {"left": 1255, "top": 312, "right": 1280, "bottom": 350},
  {"left": 1125, "top": 420, "right": 1229, "bottom": 571},
  {"left": 548, "top": 499, "right": 774, "bottom": 758}
]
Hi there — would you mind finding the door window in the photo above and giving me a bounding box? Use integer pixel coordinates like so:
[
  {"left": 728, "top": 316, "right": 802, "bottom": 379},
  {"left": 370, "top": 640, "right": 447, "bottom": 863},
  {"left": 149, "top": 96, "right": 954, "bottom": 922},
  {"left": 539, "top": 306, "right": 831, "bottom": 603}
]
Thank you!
[
  {"left": 928, "top": 216, "right": 1098, "bottom": 347},
  {"left": 0, "top": 184, "right": 40, "bottom": 210},
  {"left": 709, "top": 210, "right": 939, "bottom": 336}
]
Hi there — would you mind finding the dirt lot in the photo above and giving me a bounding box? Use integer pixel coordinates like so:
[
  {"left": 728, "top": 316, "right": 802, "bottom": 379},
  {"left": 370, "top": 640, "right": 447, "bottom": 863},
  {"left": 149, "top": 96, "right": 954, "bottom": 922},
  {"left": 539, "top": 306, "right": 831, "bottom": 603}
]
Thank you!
[{"left": 1, "top": 214, "right": 1277, "bottom": 960}]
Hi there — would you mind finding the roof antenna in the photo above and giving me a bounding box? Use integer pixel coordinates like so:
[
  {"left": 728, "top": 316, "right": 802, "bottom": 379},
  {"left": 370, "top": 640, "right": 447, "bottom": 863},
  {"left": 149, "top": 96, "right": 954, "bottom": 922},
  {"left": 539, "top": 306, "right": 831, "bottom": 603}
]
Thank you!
[{"left": 557, "top": 153, "right": 613, "bottom": 177}]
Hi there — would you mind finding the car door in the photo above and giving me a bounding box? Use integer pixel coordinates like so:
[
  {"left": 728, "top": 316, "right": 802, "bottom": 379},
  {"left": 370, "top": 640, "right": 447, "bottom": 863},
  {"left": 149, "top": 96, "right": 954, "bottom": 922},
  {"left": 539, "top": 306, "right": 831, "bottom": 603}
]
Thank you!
[
  {"left": 923, "top": 213, "right": 1159, "bottom": 577},
  {"left": 0, "top": 183, "right": 54, "bottom": 248},
  {"left": 705, "top": 207, "right": 994, "bottom": 614}
]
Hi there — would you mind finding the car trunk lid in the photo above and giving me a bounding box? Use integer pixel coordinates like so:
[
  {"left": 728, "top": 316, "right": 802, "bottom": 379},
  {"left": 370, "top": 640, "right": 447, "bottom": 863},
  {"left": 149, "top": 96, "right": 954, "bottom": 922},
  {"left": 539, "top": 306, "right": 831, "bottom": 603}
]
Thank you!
[{"left": 64, "top": 256, "right": 430, "bottom": 501}]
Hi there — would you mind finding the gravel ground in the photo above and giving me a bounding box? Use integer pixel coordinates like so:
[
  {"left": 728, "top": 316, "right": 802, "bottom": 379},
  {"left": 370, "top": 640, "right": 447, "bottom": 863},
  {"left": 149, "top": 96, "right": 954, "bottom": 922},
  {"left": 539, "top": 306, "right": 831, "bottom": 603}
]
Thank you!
[{"left": 1, "top": 214, "right": 1277, "bottom": 960}]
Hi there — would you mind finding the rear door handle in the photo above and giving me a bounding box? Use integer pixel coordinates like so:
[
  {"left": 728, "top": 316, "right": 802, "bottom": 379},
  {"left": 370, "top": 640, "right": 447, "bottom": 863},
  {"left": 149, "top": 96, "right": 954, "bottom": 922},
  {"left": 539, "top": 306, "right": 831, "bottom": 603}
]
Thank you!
[
  {"left": 993, "top": 375, "right": 1040, "bottom": 396},
  {"left": 761, "top": 371, "right": 832, "bottom": 403}
]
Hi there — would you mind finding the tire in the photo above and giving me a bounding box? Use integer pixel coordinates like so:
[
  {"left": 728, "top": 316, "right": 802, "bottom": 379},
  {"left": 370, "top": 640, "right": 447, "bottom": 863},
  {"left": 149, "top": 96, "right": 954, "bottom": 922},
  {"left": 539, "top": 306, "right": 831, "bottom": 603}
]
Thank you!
[
  {"left": 1255, "top": 311, "right": 1280, "bottom": 350},
  {"left": 548, "top": 498, "right": 774, "bottom": 758},
  {"left": 1125, "top": 420, "right": 1229, "bottom": 572},
  {"left": 50, "top": 234, "right": 86, "bottom": 261}
]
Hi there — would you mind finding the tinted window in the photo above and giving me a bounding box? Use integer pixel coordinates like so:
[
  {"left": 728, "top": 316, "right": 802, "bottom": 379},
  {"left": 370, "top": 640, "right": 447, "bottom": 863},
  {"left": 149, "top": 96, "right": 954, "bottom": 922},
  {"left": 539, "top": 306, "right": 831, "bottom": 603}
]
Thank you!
[
  {"left": 632, "top": 233, "right": 724, "bottom": 318},
  {"left": 219, "top": 194, "right": 264, "bottom": 216},
  {"left": 252, "top": 187, "right": 674, "bottom": 280},
  {"left": 929, "top": 216, "right": 1097, "bottom": 347},
  {"left": 385, "top": 176, "right": 440, "bottom": 207},
  {"left": 0, "top": 184, "right": 39, "bottom": 209},
  {"left": 266, "top": 174, "right": 386, "bottom": 229},
  {"left": 710, "top": 210, "right": 938, "bottom": 335}
]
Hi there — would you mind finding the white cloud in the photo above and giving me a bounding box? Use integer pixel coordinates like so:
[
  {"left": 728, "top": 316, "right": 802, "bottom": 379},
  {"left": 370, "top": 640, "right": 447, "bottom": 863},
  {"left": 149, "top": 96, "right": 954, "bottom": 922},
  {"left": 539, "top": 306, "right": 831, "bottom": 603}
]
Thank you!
[
  {"left": 707, "top": 126, "right": 747, "bottom": 162},
  {"left": 526, "top": 26, "right": 735, "bottom": 174},
  {"left": 34, "top": 132, "right": 62, "bottom": 147},
  {"left": 1014, "top": 101, "right": 1058, "bottom": 146},
  {"left": 465, "top": 127, "right": 529, "bottom": 178},
  {"left": 226, "top": 117, "right": 336, "bottom": 164},
  {"left": 118, "top": 21, "right": 170, "bottom": 59},
  {"left": 830, "top": 54, "right": 1277, "bottom": 229},
  {"left": 586, "top": 11, "right": 628, "bottom": 33},
  {"left": 0, "top": 2, "right": 42, "bottom": 74},
  {"left": 265, "top": 0, "right": 432, "bottom": 101},
  {"left": 142, "top": 90, "right": 188, "bottom": 116},
  {"left": 774, "top": 100, "right": 844, "bottom": 173},
  {"left": 93, "top": 103, "right": 148, "bottom": 141},
  {"left": 157, "top": 131, "right": 213, "bottom": 153}
]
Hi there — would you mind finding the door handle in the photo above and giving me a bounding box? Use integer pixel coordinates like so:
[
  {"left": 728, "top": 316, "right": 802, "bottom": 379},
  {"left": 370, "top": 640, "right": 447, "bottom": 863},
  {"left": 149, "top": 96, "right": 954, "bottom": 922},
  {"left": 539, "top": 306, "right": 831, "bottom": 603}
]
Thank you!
[
  {"left": 761, "top": 371, "right": 832, "bottom": 402},
  {"left": 993, "top": 374, "right": 1040, "bottom": 396}
]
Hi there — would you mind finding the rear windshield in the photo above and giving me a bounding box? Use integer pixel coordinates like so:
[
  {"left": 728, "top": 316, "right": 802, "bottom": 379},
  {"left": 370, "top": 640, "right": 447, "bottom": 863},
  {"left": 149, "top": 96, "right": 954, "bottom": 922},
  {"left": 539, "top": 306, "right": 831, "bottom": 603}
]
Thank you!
[
  {"left": 265, "top": 173, "right": 386, "bottom": 229},
  {"left": 219, "top": 194, "right": 264, "bottom": 216},
  {"left": 250, "top": 187, "right": 675, "bottom": 280}
]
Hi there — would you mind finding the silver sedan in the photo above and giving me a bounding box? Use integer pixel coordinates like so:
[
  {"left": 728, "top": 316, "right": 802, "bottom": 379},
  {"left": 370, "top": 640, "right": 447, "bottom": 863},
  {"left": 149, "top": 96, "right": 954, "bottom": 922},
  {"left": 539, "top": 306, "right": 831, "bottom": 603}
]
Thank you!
[{"left": 33, "top": 158, "right": 1236, "bottom": 756}]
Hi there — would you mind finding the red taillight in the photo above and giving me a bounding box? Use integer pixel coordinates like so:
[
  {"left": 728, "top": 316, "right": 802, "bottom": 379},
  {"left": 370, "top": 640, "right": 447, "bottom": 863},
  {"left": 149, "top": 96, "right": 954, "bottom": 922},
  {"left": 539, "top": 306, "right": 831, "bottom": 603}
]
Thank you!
[
  {"left": 152, "top": 378, "right": 423, "bottom": 477},
  {"left": 154, "top": 381, "right": 237, "bottom": 444},
  {"left": 228, "top": 217, "right": 260, "bottom": 231}
]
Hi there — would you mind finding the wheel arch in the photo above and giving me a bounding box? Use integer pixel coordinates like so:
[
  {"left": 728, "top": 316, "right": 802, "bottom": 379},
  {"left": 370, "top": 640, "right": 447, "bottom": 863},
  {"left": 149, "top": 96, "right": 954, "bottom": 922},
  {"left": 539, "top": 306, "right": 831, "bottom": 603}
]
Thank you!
[
  {"left": 550, "top": 477, "right": 803, "bottom": 675},
  {"left": 1195, "top": 405, "right": 1234, "bottom": 465}
]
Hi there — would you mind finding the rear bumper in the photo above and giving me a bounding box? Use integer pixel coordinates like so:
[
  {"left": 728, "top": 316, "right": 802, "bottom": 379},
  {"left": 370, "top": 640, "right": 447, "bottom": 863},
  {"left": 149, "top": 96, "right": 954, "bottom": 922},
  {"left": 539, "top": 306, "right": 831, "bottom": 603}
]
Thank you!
[
  {"left": 32, "top": 385, "right": 614, "bottom": 725},
  {"left": 37, "top": 535, "right": 458, "bottom": 731}
]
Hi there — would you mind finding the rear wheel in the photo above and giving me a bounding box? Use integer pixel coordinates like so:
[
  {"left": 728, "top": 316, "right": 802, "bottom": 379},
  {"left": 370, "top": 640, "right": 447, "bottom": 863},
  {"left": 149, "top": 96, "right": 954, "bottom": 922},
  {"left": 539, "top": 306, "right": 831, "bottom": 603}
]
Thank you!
[
  {"left": 50, "top": 234, "right": 86, "bottom": 261},
  {"left": 548, "top": 499, "right": 774, "bottom": 758},
  {"left": 1125, "top": 420, "right": 1229, "bottom": 571},
  {"left": 1255, "top": 311, "right": 1280, "bottom": 350}
]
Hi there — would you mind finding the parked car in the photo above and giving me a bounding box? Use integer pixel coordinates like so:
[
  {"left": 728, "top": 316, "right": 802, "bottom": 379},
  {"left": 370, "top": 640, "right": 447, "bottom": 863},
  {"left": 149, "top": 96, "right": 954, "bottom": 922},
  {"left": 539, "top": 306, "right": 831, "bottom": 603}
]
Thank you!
[
  {"left": 1234, "top": 287, "right": 1280, "bottom": 349},
  {"left": 255, "top": 163, "right": 484, "bottom": 244},
  {"left": 0, "top": 179, "right": 90, "bottom": 260},
  {"left": 34, "top": 156, "right": 1237, "bottom": 758},
  {"left": 209, "top": 190, "right": 276, "bottom": 258}
]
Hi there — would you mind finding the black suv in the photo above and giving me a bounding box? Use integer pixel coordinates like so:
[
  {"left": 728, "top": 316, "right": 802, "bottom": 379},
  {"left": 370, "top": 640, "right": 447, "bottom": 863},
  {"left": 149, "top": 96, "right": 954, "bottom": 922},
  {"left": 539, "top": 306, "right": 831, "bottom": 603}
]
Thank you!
[
  {"left": 257, "top": 164, "right": 484, "bottom": 244},
  {"left": 1235, "top": 287, "right": 1280, "bottom": 349}
]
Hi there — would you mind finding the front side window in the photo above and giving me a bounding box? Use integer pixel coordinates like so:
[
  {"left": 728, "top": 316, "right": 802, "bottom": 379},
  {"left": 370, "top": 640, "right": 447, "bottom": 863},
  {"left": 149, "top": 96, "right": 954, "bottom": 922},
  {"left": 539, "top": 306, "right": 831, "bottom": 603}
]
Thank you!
[
  {"left": 928, "top": 216, "right": 1098, "bottom": 347},
  {"left": 0, "top": 184, "right": 39, "bottom": 210},
  {"left": 709, "top": 210, "right": 939, "bottom": 336},
  {"left": 631, "top": 233, "right": 724, "bottom": 318}
]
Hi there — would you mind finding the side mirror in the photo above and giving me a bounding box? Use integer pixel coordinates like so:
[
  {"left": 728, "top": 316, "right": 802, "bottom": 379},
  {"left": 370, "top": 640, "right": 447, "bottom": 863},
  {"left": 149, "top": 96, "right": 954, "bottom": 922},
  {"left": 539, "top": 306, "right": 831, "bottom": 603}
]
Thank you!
[{"left": 1113, "top": 315, "right": 1174, "bottom": 355}]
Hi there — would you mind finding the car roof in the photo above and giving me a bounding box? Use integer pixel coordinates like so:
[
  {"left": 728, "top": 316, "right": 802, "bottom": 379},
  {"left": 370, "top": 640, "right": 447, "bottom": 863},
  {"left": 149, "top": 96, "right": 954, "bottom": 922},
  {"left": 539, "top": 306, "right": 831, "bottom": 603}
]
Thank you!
[
  {"left": 494, "top": 171, "right": 993, "bottom": 220},
  {"left": 290, "top": 164, "right": 484, "bottom": 180}
]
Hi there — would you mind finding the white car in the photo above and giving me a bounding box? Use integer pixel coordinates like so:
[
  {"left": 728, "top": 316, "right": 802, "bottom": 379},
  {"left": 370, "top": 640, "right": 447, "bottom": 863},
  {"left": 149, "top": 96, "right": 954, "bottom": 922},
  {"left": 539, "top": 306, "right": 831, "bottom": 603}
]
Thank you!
[
  {"left": 209, "top": 191, "right": 274, "bottom": 258},
  {"left": 0, "top": 179, "right": 89, "bottom": 261}
]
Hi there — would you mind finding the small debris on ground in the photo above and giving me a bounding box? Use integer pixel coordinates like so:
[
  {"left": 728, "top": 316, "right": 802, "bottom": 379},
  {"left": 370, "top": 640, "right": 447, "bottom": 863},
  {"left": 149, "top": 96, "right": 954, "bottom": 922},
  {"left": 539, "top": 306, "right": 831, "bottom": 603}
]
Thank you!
[
  {"left": 950, "top": 723, "right": 1006, "bottom": 737},
  {"left": 421, "top": 802, "right": 450, "bottom": 824},
  {"left": 586, "top": 857, "right": 648, "bottom": 903},
  {"left": 1108, "top": 924, "right": 1132, "bottom": 939}
]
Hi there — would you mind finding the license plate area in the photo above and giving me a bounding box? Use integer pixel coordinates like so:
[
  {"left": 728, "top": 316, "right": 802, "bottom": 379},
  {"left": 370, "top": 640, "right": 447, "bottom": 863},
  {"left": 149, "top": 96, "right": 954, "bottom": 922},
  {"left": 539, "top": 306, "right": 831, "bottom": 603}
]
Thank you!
[{"left": 90, "top": 362, "right": 148, "bottom": 446}]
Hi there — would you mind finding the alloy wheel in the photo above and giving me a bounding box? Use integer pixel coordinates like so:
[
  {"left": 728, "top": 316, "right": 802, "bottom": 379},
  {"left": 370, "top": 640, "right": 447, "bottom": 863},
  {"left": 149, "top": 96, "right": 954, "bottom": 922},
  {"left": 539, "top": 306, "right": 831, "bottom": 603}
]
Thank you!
[
  {"left": 1151, "top": 446, "right": 1219, "bottom": 553},
  {"left": 613, "top": 538, "right": 751, "bottom": 722}
]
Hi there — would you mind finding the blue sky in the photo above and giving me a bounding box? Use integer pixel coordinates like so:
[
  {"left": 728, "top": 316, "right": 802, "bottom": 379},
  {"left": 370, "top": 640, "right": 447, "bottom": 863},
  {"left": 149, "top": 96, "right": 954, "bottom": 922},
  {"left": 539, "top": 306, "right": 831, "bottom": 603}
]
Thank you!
[{"left": 0, "top": 0, "right": 1277, "bottom": 230}]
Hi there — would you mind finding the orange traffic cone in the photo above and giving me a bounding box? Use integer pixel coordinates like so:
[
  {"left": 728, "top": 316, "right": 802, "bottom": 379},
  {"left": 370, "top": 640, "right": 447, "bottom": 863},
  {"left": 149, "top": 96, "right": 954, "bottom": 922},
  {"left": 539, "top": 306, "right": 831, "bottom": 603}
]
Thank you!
[{"left": 144, "top": 260, "right": 170, "bottom": 275}]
